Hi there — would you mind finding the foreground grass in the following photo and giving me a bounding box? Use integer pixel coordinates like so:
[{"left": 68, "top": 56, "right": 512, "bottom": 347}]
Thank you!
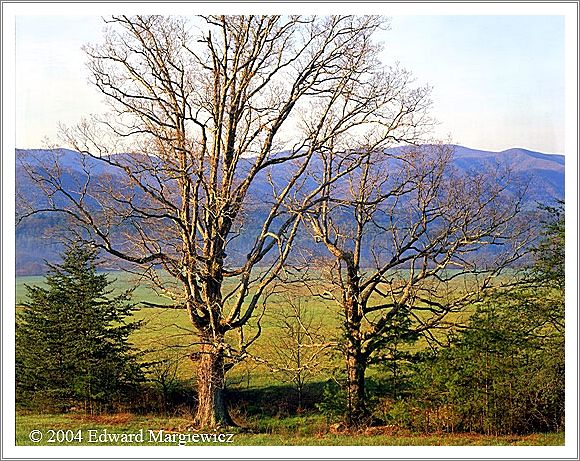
[{"left": 16, "top": 413, "right": 564, "bottom": 446}]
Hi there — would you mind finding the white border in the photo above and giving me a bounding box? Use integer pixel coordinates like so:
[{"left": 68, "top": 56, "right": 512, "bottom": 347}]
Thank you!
[
  {"left": 563, "top": 2, "right": 579, "bottom": 453},
  {"left": 2, "top": 1, "right": 579, "bottom": 16}
]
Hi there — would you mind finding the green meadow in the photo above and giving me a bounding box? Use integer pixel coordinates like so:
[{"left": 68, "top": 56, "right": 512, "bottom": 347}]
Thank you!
[
  {"left": 15, "top": 271, "right": 470, "bottom": 387},
  {"left": 16, "top": 271, "right": 342, "bottom": 386},
  {"left": 14, "top": 271, "right": 563, "bottom": 446}
]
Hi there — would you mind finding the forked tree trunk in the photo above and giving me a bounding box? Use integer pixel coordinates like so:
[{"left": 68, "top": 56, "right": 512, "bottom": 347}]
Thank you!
[{"left": 193, "top": 337, "right": 235, "bottom": 428}]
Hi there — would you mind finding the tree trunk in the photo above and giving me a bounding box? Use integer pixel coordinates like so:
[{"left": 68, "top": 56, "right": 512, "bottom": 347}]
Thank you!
[
  {"left": 192, "top": 338, "right": 235, "bottom": 428},
  {"left": 342, "top": 252, "right": 368, "bottom": 428},
  {"left": 345, "top": 336, "right": 368, "bottom": 428}
]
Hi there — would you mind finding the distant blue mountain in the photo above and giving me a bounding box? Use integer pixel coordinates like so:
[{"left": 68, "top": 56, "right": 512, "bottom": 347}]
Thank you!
[
  {"left": 15, "top": 145, "right": 564, "bottom": 275},
  {"left": 17, "top": 148, "right": 113, "bottom": 174},
  {"left": 448, "top": 145, "right": 564, "bottom": 201}
]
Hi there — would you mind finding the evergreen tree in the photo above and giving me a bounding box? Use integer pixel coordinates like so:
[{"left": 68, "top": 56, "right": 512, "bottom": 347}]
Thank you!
[
  {"left": 410, "top": 293, "right": 563, "bottom": 434},
  {"left": 393, "top": 204, "right": 565, "bottom": 434},
  {"left": 529, "top": 201, "right": 564, "bottom": 333},
  {"left": 16, "top": 244, "right": 143, "bottom": 412}
]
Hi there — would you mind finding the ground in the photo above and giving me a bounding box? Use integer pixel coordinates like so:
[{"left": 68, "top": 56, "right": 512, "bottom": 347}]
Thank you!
[
  {"left": 15, "top": 272, "right": 563, "bottom": 447},
  {"left": 15, "top": 413, "right": 564, "bottom": 446}
]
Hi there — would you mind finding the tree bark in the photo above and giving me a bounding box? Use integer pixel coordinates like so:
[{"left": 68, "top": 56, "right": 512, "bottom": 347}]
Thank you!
[
  {"left": 342, "top": 252, "right": 369, "bottom": 428},
  {"left": 345, "top": 335, "right": 368, "bottom": 428},
  {"left": 192, "top": 337, "right": 235, "bottom": 428}
]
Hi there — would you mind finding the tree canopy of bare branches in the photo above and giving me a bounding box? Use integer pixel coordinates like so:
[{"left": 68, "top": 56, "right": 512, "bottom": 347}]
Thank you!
[
  {"left": 18, "top": 15, "right": 432, "bottom": 428},
  {"left": 303, "top": 143, "right": 534, "bottom": 426}
]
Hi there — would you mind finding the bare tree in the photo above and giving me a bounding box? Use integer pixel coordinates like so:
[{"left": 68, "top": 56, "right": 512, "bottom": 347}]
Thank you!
[
  {"left": 259, "top": 286, "right": 335, "bottom": 411},
  {"left": 147, "top": 348, "right": 186, "bottom": 415},
  {"left": 303, "top": 143, "right": 534, "bottom": 427},
  {"left": 18, "top": 15, "right": 431, "bottom": 427}
]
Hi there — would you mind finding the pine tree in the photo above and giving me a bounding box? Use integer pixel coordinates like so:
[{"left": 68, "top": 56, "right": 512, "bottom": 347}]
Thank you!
[
  {"left": 406, "top": 204, "right": 565, "bottom": 434},
  {"left": 16, "top": 244, "right": 143, "bottom": 412}
]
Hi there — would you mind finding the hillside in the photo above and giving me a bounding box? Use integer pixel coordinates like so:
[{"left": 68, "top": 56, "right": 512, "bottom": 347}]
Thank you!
[{"left": 15, "top": 145, "right": 564, "bottom": 275}]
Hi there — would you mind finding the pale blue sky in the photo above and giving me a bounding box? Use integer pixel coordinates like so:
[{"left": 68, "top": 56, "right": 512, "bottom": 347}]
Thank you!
[
  {"left": 378, "top": 15, "right": 565, "bottom": 154},
  {"left": 15, "top": 15, "right": 566, "bottom": 154}
]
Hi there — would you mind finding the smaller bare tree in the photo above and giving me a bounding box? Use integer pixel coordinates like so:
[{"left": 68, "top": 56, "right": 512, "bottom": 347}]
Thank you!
[
  {"left": 303, "top": 143, "right": 535, "bottom": 427},
  {"left": 261, "top": 286, "right": 335, "bottom": 411},
  {"left": 147, "top": 349, "right": 186, "bottom": 415}
]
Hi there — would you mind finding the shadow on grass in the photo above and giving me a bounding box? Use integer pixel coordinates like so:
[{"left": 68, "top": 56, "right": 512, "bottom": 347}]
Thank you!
[{"left": 228, "top": 381, "right": 327, "bottom": 417}]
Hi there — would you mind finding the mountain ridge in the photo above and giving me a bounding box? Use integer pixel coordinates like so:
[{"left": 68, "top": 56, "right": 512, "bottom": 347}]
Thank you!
[{"left": 16, "top": 145, "right": 564, "bottom": 275}]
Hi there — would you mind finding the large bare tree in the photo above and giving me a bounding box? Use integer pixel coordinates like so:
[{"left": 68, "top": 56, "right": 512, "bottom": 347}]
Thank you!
[
  {"left": 303, "top": 143, "right": 534, "bottom": 427},
  {"left": 18, "top": 15, "right": 431, "bottom": 427}
]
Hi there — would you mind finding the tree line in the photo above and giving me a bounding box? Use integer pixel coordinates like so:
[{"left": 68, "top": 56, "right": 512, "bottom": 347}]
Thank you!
[{"left": 16, "top": 15, "right": 563, "bottom": 431}]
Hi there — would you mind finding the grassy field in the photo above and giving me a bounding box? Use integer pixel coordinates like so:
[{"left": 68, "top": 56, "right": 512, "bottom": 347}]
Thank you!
[
  {"left": 15, "top": 270, "right": 470, "bottom": 385},
  {"left": 15, "top": 413, "right": 564, "bottom": 446},
  {"left": 16, "top": 271, "right": 342, "bottom": 387},
  {"left": 15, "top": 271, "right": 562, "bottom": 446}
]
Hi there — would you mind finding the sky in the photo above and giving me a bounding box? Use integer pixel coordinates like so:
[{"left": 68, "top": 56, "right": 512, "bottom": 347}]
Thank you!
[{"left": 14, "top": 14, "right": 566, "bottom": 154}]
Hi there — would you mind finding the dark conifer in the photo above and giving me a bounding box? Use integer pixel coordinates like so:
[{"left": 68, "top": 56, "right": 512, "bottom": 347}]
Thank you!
[{"left": 16, "top": 244, "right": 143, "bottom": 412}]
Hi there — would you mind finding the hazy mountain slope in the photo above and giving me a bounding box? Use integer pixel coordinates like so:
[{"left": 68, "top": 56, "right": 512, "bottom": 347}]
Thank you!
[{"left": 15, "top": 146, "right": 564, "bottom": 275}]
